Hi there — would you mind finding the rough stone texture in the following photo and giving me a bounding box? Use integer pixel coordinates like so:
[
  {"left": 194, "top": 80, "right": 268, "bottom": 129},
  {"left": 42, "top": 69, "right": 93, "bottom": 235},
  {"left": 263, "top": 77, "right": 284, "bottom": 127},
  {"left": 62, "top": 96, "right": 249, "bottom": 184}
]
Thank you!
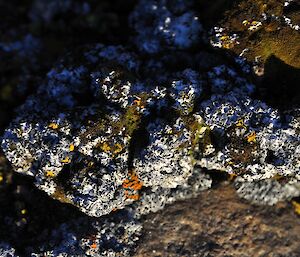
[
  {"left": 130, "top": 0, "right": 204, "bottom": 54},
  {"left": 135, "top": 184, "right": 300, "bottom": 257},
  {"left": 0, "top": 0, "right": 299, "bottom": 256},
  {"left": 208, "top": 0, "right": 300, "bottom": 109}
]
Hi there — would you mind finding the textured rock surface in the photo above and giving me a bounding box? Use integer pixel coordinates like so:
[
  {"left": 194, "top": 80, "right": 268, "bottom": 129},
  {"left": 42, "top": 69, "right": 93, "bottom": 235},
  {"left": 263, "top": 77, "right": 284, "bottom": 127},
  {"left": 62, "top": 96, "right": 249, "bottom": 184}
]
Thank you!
[
  {"left": 0, "top": 0, "right": 299, "bottom": 256},
  {"left": 1, "top": 41, "right": 216, "bottom": 221},
  {"left": 135, "top": 184, "right": 300, "bottom": 257},
  {"left": 130, "top": 0, "right": 204, "bottom": 54}
]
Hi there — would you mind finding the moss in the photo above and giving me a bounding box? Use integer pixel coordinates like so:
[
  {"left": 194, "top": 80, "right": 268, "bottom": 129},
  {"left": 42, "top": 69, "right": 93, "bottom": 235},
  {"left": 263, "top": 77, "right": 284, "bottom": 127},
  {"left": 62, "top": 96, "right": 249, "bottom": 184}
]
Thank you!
[
  {"left": 214, "top": 0, "right": 300, "bottom": 68},
  {"left": 179, "top": 115, "right": 212, "bottom": 161},
  {"left": 122, "top": 105, "right": 142, "bottom": 135},
  {"left": 114, "top": 93, "right": 150, "bottom": 135},
  {"left": 186, "top": 116, "right": 211, "bottom": 149},
  {"left": 250, "top": 30, "right": 300, "bottom": 68},
  {"left": 52, "top": 186, "right": 73, "bottom": 204}
]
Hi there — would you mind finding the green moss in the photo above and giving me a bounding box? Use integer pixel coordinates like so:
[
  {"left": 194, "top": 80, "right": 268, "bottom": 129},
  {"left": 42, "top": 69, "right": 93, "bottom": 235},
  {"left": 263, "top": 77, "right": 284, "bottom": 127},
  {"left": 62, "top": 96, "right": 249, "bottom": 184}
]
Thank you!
[
  {"left": 122, "top": 105, "right": 142, "bottom": 135},
  {"left": 114, "top": 93, "right": 150, "bottom": 135},
  {"left": 178, "top": 116, "right": 212, "bottom": 161}
]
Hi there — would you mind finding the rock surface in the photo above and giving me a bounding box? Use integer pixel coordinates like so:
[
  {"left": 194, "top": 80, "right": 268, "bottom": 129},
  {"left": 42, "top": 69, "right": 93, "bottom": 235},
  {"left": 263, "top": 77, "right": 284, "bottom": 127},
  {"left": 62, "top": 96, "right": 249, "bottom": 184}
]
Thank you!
[
  {"left": 135, "top": 184, "right": 300, "bottom": 257},
  {"left": 0, "top": 0, "right": 299, "bottom": 256}
]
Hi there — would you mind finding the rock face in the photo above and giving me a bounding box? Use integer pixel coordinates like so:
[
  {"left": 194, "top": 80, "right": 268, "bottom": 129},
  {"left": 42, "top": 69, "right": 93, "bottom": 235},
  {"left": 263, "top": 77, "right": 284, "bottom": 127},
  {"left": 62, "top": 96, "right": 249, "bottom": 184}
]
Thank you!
[
  {"left": 209, "top": 0, "right": 300, "bottom": 109},
  {"left": 130, "top": 0, "right": 204, "bottom": 54},
  {"left": 0, "top": 0, "right": 299, "bottom": 256},
  {"left": 1, "top": 43, "right": 213, "bottom": 218},
  {"left": 3, "top": 44, "right": 299, "bottom": 218},
  {"left": 135, "top": 185, "right": 300, "bottom": 257}
]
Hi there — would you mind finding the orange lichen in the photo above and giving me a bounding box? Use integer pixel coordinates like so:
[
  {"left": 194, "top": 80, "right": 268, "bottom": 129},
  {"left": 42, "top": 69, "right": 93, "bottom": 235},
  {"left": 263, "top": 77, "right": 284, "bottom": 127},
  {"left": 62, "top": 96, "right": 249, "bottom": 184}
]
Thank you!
[
  {"left": 90, "top": 243, "right": 97, "bottom": 249},
  {"left": 124, "top": 191, "right": 140, "bottom": 200},
  {"left": 133, "top": 99, "right": 140, "bottom": 105},
  {"left": 123, "top": 171, "right": 143, "bottom": 191},
  {"left": 123, "top": 170, "right": 143, "bottom": 200},
  {"left": 228, "top": 173, "right": 237, "bottom": 181},
  {"left": 133, "top": 97, "right": 145, "bottom": 109}
]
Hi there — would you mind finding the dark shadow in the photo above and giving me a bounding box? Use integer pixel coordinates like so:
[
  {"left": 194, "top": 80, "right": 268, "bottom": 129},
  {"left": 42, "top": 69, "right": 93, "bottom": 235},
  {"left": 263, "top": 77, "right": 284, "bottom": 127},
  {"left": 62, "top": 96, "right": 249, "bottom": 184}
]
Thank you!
[
  {"left": 0, "top": 154, "right": 93, "bottom": 256},
  {"left": 257, "top": 55, "right": 300, "bottom": 110},
  {"left": 196, "top": 0, "right": 241, "bottom": 28}
]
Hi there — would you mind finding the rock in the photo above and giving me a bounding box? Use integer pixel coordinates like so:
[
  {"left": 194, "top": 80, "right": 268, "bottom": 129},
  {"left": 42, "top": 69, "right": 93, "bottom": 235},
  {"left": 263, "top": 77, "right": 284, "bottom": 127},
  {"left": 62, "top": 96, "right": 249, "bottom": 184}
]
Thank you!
[
  {"left": 135, "top": 185, "right": 300, "bottom": 257},
  {"left": 0, "top": 0, "right": 300, "bottom": 256},
  {"left": 130, "top": 0, "right": 204, "bottom": 54}
]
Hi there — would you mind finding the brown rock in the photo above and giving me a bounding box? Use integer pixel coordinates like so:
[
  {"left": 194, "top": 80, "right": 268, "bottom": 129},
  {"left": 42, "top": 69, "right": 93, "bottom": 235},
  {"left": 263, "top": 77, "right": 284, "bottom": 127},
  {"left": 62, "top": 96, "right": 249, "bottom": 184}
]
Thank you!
[{"left": 135, "top": 184, "right": 300, "bottom": 257}]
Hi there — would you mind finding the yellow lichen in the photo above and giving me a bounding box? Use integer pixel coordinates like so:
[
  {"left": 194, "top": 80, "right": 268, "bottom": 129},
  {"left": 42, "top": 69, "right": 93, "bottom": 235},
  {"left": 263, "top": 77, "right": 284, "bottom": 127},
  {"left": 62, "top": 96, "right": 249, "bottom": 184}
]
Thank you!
[
  {"left": 226, "top": 161, "right": 235, "bottom": 166},
  {"left": 242, "top": 20, "right": 250, "bottom": 26},
  {"left": 220, "top": 35, "right": 230, "bottom": 41},
  {"left": 46, "top": 171, "right": 56, "bottom": 177},
  {"left": 292, "top": 201, "right": 300, "bottom": 215},
  {"left": 52, "top": 186, "right": 73, "bottom": 204},
  {"left": 97, "top": 141, "right": 124, "bottom": 155},
  {"left": 273, "top": 173, "right": 284, "bottom": 180},
  {"left": 98, "top": 141, "right": 111, "bottom": 153},
  {"left": 88, "top": 161, "right": 94, "bottom": 167},
  {"left": 48, "top": 123, "right": 59, "bottom": 130},
  {"left": 69, "top": 144, "right": 75, "bottom": 152},
  {"left": 123, "top": 105, "right": 141, "bottom": 134},
  {"left": 247, "top": 131, "right": 257, "bottom": 143},
  {"left": 236, "top": 118, "right": 246, "bottom": 129},
  {"left": 219, "top": 34, "right": 236, "bottom": 49},
  {"left": 61, "top": 157, "right": 71, "bottom": 164},
  {"left": 113, "top": 143, "right": 123, "bottom": 154}
]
